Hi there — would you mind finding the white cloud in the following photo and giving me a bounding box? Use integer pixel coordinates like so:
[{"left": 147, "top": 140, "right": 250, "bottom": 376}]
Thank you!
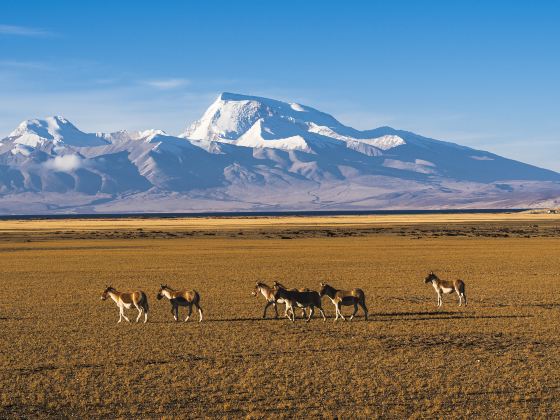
[
  {"left": 143, "top": 78, "right": 190, "bottom": 90},
  {"left": 44, "top": 155, "right": 83, "bottom": 172},
  {"left": 0, "top": 24, "right": 53, "bottom": 37}
]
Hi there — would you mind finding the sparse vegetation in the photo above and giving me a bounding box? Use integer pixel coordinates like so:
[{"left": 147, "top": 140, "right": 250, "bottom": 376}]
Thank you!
[{"left": 1, "top": 214, "right": 560, "bottom": 417}]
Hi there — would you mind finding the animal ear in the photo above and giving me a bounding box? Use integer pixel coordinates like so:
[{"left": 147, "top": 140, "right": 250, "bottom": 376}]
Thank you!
[{"left": 320, "top": 282, "right": 324, "bottom": 286}]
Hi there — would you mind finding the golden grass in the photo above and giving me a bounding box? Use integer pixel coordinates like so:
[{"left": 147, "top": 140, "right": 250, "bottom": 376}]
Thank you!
[
  {"left": 0, "top": 212, "right": 559, "bottom": 233},
  {"left": 1, "top": 216, "right": 560, "bottom": 417}
]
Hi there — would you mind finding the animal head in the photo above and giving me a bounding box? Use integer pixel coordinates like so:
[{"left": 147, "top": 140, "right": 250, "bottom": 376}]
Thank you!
[
  {"left": 319, "top": 282, "right": 329, "bottom": 296},
  {"left": 101, "top": 285, "right": 114, "bottom": 300},
  {"left": 251, "top": 282, "right": 261, "bottom": 296},
  {"left": 424, "top": 272, "right": 438, "bottom": 284},
  {"left": 156, "top": 284, "right": 168, "bottom": 300}
]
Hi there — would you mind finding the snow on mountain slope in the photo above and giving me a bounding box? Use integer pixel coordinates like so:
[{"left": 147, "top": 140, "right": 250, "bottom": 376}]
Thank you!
[
  {"left": 0, "top": 92, "right": 559, "bottom": 214},
  {"left": 181, "top": 92, "right": 341, "bottom": 141},
  {"left": 8, "top": 116, "right": 108, "bottom": 148},
  {"left": 180, "top": 92, "right": 406, "bottom": 156}
]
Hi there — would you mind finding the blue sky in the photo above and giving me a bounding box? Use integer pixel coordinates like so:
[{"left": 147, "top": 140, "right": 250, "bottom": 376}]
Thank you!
[{"left": 1, "top": 0, "right": 559, "bottom": 170}]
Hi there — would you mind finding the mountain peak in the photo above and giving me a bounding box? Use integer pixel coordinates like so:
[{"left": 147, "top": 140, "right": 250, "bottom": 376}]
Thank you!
[
  {"left": 181, "top": 92, "right": 344, "bottom": 149},
  {"left": 9, "top": 116, "right": 107, "bottom": 148}
]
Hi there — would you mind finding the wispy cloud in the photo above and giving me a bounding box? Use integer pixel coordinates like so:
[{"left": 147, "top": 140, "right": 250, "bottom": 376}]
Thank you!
[
  {"left": 0, "top": 60, "right": 52, "bottom": 70},
  {"left": 0, "top": 24, "right": 53, "bottom": 37},
  {"left": 142, "top": 78, "right": 190, "bottom": 90}
]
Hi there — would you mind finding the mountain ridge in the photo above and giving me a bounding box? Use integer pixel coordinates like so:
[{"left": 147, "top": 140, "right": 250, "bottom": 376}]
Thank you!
[{"left": 0, "top": 92, "right": 558, "bottom": 214}]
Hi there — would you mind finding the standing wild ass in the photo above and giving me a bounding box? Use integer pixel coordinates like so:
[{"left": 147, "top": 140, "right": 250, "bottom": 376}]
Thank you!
[
  {"left": 157, "top": 284, "right": 203, "bottom": 322},
  {"left": 424, "top": 272, "right": 467, "bottom": 307},
  {"left": 101, "top": 286, "right": 149, "bottom": 323},
  {"left": 319, "top": 283, "right": 368, "bottom": 321}
]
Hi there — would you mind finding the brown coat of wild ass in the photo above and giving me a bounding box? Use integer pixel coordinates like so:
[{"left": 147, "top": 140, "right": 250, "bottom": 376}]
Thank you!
[
  {"left": 157, "top": 284, "right": 203, "bottom": 322},
  {"left": 424, "top": 272, "right": 467, "bottom": 307},
  {"left": 273, "top": 284, "right": 326, "bottom": 322},
  {"left": 319, "top": 283, "right": 368, "bottom": 321},
  {"left": 101, "top": 286, "right": 149, "bottom": 323},
  {"left": 251, "top": 281, "right": 307, "bottom": 319}
]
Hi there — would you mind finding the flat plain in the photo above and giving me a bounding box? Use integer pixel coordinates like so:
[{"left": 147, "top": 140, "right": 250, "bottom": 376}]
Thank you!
[{"left": 1, "top": 213, "right": 560, "bottom": 418}]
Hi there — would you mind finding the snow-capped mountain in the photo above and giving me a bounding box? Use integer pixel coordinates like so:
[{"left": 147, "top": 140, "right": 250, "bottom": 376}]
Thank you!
[{"left": 0, "top": 92, "right": 559, "bottom": 214}]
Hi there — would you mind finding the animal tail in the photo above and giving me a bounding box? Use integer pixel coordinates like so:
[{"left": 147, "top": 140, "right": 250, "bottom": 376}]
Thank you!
[{"left": 142, "top": 291, "right": 149, "bottom": 313}]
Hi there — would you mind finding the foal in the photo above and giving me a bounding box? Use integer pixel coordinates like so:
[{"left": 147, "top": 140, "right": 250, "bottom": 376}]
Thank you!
[
  {"left": 101, "top": 286, "right": 149, "bottom": 323},
  {"left": 157, "top": 284, "right": 203, "bottom": 322},
  {"left": 424, "top": 272, "right": 467, "bottom": 307},
  {"left": 319, "top": 282, "right": 368, "bottom": 321}
]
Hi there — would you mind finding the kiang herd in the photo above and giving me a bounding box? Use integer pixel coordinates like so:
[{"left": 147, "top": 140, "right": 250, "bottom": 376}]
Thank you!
[{"left": 100, "top": 272, "right": 467, "bottom": 324}]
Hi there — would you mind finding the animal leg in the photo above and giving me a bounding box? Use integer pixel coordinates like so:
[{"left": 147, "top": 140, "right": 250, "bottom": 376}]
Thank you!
[
  {"left": 318, "top": 306, "right": 327, "bottom": 321},
  {"left": 288, "top": 302, "right": 295, "bottom": 322},
  {"left": 117, "top": 310, "right": 122, "bottom": 323},
  {"left": 121, "top": 307, "right": 130, "bottom": 323},
  {"left": 263, "top": 301, "right": 272, "bottom": 319},
  {"left": 196, "top": 303, "right": 203, "bottom": 322},
  {"left": 457, "top": 290, "right": 462, "bottom": 306},
  {"left": 337, "top": 302, "right": 346, "bottom": 321},
  {"left": 273, "top": 302, "right": 279, "bottom": 319},
  {"left": 144, "top": 308, "right": 148, "bottom": 323},
  {"left": 360, "top": 302, "right": 369, "bottom": 321},
  {"left": 284, "top": 304, "right": 294, "bottom": 320},
  {"left": 185, "top": 305, "right": 193, "bottom": 322},
  {"left": 135, "top": 306, "right": 143, "bottom": 322},
  {"left": 301, "top": 308, "right": 307, "bottom": 319},
  {"left": 349, "top": 303, "right": 358, "bottom": 321},
  {"left": 307, "top": 306, "right": 314, "bottom": 322}
]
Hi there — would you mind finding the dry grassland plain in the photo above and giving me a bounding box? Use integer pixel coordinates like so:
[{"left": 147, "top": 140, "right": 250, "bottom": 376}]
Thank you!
[{"left": 1, "top": 213, "right": 560, "bottom": 418}]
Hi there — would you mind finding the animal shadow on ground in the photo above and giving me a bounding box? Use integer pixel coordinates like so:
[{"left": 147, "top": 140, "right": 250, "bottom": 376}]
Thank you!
[
  {"left": 208, "top": 316, "right": 302, "bottom": 323},
  {"left": 0, "top": 316, "right": 25, "bottom": 321},
  {"left": 371, "top": 312, "right": 533, "bottom": 322}
]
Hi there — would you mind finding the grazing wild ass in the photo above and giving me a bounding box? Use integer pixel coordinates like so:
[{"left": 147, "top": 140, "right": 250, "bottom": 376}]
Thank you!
[
  {"left": 251, "top": 282, "right": 306, "bottom": 319},
  {"left": 273, "top": 285, "right": 326, "bottom": 322},
  {"left": 319, "top": 283, "right": 368, "bottom": 321},
  {"left": 101, "top": 286, "right": 149, "bottom": 323},
  {"left": 157, "top": 284, "right": 203, "bottom": 322},
  {"left": 424, "top": 272, "right": 467, "bottom": 307}
]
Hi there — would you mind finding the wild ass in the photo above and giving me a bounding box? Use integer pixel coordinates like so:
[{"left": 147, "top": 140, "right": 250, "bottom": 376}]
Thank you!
[
  {"left": 101, "top": 286, "right": 149, "bottom": 323},
  {"left": 157, "top": 284, "right": 203, "bottom": 322},
  {"left": 273, "top": 285, "right": 326, "bottom": 322},
  {"left": 251, "top": 282, "right": 306, "bottom": 319},
  {"left": 273, "top": 281, "right": 309, "bottom": 319},
  {"left": 319, "top": 283, "right": 368, "bottom": 321},
  {"left": 424, "top": 272, "right": 467, "bottom": 307}
]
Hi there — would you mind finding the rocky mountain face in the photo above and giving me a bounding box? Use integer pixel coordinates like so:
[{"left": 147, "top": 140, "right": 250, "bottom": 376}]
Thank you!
[{"left": 0, "top": 93, "right": 559, "bottom": 214}]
